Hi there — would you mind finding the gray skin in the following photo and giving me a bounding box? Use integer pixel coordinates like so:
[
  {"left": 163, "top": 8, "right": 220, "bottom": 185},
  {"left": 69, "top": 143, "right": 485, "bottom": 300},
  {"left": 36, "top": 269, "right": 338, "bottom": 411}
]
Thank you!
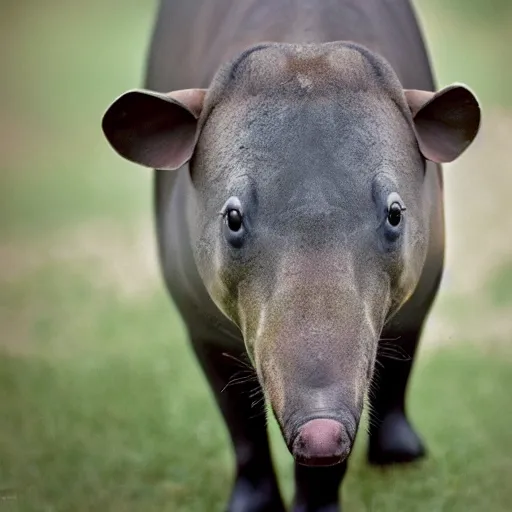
[{"left": 102, "top": 1, "right": 480, "bottom": 510}]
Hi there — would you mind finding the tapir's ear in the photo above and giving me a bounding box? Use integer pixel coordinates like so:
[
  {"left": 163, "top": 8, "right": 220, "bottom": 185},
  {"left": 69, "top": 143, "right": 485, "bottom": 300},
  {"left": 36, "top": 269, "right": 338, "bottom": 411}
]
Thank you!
[
  {"left": 102, "top": 88, "right": 207, "bottom": 170},
  {"left": 404, "top": 85, "right": 480, "bottom": 163}
]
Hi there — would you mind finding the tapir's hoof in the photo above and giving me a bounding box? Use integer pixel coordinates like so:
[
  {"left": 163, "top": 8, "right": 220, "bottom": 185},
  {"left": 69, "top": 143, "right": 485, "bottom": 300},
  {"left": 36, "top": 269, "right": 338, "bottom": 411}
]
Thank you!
[
  {"left": 228, "top": 476, "right": 286, "bottom": 512},
  {"left": 368, "top": 411, "right": 426, "bottom": 466},
  {"left": 291, "top": 503, "right": 339, "bottom": 512}
]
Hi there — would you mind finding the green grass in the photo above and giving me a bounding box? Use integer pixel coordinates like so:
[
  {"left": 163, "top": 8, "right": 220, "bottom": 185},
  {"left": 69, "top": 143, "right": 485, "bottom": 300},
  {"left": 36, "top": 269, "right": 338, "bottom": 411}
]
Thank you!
[
  {"left": 1, "top": 1, "right": 512, "bottom": 511},
  {"left": 1, "top": 269, "right": 511, "bottom": 511},
  {"left": 487, "top": 262, "right": 512, "bottom": 307}
]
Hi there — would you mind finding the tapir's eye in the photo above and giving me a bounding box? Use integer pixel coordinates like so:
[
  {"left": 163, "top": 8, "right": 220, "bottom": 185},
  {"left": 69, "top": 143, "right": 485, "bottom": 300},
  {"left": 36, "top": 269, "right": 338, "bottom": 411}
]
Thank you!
[
  {"left": 221, "top": 196, "right": 245, "bottom": 248},
  {"left": 226, "top": 208, "right": 243, "bottom": 232},
  {"left": 384, "top": 193, "right": 406, "bottom": 235},
  {"left": 387, "top": 202, "right": 404, "bottom": 227}
]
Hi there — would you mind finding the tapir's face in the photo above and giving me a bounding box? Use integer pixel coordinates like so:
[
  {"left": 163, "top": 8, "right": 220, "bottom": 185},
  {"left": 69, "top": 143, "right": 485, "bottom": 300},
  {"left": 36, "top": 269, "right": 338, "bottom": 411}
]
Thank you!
[
  {"left": 102, "top": 42, "right": 480, "bottom": 466},
  {"left": 190, "top": 44, "right": 429, "bottom": 464}
]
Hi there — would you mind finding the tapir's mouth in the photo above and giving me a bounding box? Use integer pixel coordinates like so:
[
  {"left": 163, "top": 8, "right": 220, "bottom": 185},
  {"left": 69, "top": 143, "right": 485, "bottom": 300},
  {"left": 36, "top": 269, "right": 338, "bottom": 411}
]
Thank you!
[{"left": 287, "top": 414, "right": 357, "bottom": 467}]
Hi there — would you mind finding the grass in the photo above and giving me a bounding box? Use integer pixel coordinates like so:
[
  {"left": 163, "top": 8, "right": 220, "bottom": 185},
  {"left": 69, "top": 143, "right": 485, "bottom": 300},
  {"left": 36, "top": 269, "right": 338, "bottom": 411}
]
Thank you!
[
  {"left": 1, "top": 1, "right": 511, "bottom": 511},
  {"left": 1, "top": 269, "right": 511, "bottom": 511},
  {"left": 2, "top": 266, "right": 512, "bottom": 511},
  {"left": 488, "top": 262, "right": 512, "bottom": 307}
]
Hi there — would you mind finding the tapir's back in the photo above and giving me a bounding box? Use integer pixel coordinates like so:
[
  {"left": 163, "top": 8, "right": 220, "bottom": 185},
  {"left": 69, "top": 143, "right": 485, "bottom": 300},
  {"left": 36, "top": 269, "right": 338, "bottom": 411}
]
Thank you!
[{"left": 145, "top": 0, "right": 435, "bottom": 92}]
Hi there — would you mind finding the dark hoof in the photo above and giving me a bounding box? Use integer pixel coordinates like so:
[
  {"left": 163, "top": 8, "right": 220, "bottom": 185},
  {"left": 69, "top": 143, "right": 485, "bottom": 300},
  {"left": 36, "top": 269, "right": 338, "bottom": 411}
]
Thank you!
[
  {"left": 292, "top": 504, "right": 339, "bottom": 512},
  {"left": 228, "top": 476, "right": 285, "bottom": 512},
  {"left": 368, "top": 411, "right": 426, "bottom": 466}
]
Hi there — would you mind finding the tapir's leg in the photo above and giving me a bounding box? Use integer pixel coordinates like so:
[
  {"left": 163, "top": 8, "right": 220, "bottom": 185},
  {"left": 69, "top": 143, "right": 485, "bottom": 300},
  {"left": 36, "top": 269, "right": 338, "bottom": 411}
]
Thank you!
[
  {"left": 292, "top": 462, "right": 347, "bottom": 512},
  {"left": 192, "top": 342, "right": 285, "bottom": 512},
  {"left": 367, "top": 325, "right": 426, "bottom": 465},
  {"left": 368, "top": 174, "right": 445, "bottom": 466}
]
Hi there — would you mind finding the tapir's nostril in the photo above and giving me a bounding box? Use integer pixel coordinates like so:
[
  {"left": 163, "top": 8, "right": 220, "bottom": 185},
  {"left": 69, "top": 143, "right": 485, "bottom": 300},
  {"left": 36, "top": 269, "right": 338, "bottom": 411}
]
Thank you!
[{"left": 293, "top": 418, "right": 349, "bottom": 467}]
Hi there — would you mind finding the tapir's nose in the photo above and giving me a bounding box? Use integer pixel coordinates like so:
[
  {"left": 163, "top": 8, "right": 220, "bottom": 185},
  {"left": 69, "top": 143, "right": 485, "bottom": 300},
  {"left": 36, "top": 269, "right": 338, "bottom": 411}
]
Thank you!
[{"left": 292, "top": 418, "right": 351, "bottom": 466}]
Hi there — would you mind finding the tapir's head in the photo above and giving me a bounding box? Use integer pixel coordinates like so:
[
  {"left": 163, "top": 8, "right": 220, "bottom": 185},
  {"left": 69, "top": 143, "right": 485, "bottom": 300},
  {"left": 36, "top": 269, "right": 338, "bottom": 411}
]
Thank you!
[{"left": 102, "top": 42, "right": 480, "bottom": 466}]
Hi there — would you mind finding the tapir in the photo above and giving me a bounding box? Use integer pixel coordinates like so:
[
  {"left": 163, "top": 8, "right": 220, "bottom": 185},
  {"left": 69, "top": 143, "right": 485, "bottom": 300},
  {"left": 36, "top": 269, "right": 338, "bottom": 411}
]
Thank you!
[{"left": 102, "top": 0, "right": 480, "bottom": 510}]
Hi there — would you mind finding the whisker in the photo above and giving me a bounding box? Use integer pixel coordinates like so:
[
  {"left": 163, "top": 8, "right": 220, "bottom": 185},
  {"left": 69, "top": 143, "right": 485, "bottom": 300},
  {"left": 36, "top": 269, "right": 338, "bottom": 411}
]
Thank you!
[
  {"left": 221, "top": 371, "right": 258, "bottom": 393},
  {"left": 248, "top": 386, "right": 263, "bottom": 399},
  {"left": 251, "top": 395, "right": 265, "bottom": 409},
  {"left": 249, "top": 398, "right": 267, "bottom": 419},
  {"left": 379, "top": 336, "right": 402, "bottom": 343},
  {"left": 222, "top": 352, "right": 253, "bottom": 370},
  {"left": 377, "top": 346, "right": 411, "bottom": 361},
  {"left": 374, "top": 357, "right": 385, "bottom": 369},
  {"left": 377, "top": 337, "right": 411, "bottom": 361}
]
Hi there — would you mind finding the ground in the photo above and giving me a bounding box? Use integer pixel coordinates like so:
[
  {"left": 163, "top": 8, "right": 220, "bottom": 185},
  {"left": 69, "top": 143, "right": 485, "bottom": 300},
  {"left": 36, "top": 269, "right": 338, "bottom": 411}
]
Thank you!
[{"left": 1, "top": 1, "right": 511, "bottom": 511}]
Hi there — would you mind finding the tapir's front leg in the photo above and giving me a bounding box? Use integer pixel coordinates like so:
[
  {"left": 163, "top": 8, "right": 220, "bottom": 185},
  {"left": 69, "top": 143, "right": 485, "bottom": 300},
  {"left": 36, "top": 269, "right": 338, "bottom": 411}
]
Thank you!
[
  {"left": 191, "top": 341, "right": 285, "bottom": 512},
  {"left": 292, "top": 462, "right": 347, "bottom": 512},
  {"left": 368, "top": 325, "right": 426, "bottom": 466}
]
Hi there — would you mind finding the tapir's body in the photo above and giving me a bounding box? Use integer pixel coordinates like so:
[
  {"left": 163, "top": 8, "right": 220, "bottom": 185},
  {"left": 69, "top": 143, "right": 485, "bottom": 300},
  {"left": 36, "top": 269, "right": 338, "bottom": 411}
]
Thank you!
[
  {"left": 149, "top": 0, "right": 443, "bottom": 371},
  {"left": 103, "top": 1, "right": 480, "bottom": 510}
]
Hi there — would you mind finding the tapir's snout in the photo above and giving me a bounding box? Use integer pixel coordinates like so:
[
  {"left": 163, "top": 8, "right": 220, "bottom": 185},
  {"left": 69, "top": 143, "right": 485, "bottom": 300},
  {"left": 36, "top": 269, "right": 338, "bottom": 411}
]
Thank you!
[
  {"left": 245, "top": 256, "right": 383, "bottom": 468},
  {"left": 292, "top": 418, "right": 352, "bottom": 467}
]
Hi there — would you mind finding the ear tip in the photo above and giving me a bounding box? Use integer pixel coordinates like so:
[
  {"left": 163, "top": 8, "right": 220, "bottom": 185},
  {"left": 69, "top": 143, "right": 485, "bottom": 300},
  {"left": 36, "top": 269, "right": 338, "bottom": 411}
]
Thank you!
[
  {"left": 411, "top": 82, "right": 482, "bottom": 164},
  {"left": 102, "top": 87, "right": 154, "bottom": 116},
  {"left": 101, "top": 89, "right": 153, "bottom": 142},
  {"left": 455, "top": 84, "right": 482, "bottom": 135},
  {"left": 439, "top": 83, "right": 482, "bottom": 136},
  {"left": 446, "top": 83, "right": 481, "bottom": 108}
]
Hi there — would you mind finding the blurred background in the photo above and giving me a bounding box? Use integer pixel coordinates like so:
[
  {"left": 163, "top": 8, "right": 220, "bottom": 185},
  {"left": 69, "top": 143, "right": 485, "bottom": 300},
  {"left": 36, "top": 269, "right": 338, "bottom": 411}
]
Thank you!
[{"left": 1, "top": 0, "right": 511, "bottom": 510}]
